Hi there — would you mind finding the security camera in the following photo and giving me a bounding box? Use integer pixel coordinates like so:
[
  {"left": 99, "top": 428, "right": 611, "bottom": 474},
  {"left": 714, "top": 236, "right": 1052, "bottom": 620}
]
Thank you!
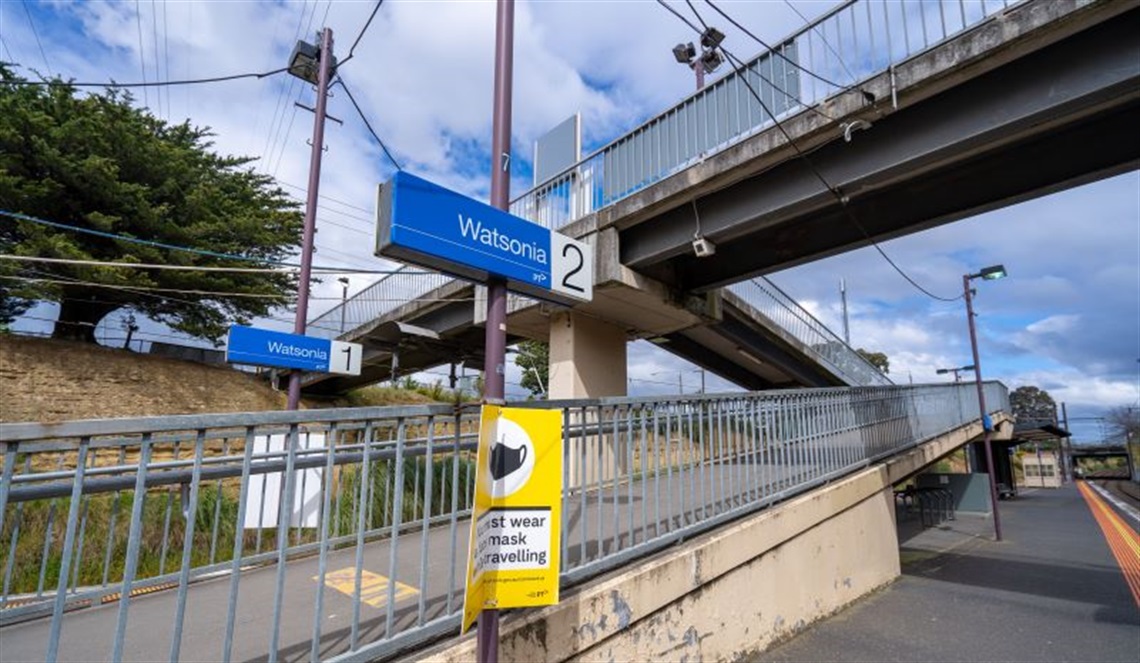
[{"left": 692, "top": 236, "right": 716, "bottom": 258}]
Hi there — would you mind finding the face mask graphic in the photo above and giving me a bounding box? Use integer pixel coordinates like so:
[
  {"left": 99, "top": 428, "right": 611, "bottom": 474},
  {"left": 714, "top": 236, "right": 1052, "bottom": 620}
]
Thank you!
[{"left": 490, "top": 436, "right": 528, "bottom": 480}]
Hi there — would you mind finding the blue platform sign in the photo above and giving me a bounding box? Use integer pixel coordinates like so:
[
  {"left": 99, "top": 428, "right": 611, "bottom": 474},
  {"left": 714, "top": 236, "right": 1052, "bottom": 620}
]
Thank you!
[
  {"left": 225, "top": 325, "right": 362, "bottom": 375},
  {"left": 375, "top": 172, "right": 593, "bottom": 304}
]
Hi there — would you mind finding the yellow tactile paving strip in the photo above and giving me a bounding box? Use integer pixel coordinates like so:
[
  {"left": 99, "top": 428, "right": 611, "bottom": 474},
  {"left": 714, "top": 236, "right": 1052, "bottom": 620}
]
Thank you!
[
  {"left": 315, "top": 567, "right": 418, "bottom": 609},
  {"left": 1078, "top": 481, "right": 1140, "bottom": 607}
]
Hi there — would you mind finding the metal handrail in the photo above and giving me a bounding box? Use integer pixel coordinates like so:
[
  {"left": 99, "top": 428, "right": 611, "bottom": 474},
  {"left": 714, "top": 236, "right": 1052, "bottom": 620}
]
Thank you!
[{"left": 0, "top": 382, "right": 1009, "bottom": 662}]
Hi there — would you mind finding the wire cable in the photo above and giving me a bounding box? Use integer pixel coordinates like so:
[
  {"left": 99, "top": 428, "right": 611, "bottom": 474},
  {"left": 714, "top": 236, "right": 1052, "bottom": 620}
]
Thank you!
[
  {"left": 704, "top": 0, "right": 846, "bottom": 90},
  {"left": 1, "top": 65, "right": 291, "bottom": 88},
  {"left": 335, "top": 75, "right": 404, "bottom": 171},
  {"left": 658, "top": 0, "right": 834, "bottom": 121},
  {"left": 663, "top": 1, "right": 959, "bottom": 302},
  {"left": 684, "top": 0, "right": 710, "bottom": 31},
  {"left": 338, "top": 0, "right": 385, "bottom": 68},
  {"left": 0, "top": 254, "right": 410, "bottom": 275},
  {"left": 20, "top": 0, "right": 52, "bottom": 76},
  {"left": 278, "top": 181, "right": 374, "bottom": 214},
  {"left": 134, "top": 0, "right": 149, "bottom": 106},
  {"left": 0, "top": 209, "right": 421, "bottom": 275},
  {"left": 150, "top": 0, "right": 162, "bottom": 118},
  {"left": 781, "top": 0, "right": 858, "bottom": 85},
  {"left": 3, "top": 275, "right": 290, "bottom": 299}
]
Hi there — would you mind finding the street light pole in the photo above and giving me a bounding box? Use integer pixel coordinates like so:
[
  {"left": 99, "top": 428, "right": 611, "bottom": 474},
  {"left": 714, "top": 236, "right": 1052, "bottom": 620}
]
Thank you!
[
  {"left": 478, "top": 1, "right": 514, "bottom": 661},
  {"left": 338, "top": 277, "right": 349, "bottom": 334},
  {"left": 964, "top": 268, "right": 1004, "bottom": 541},
  {"left": 286, "top": 27, "right": 334, "bottom": 411}
]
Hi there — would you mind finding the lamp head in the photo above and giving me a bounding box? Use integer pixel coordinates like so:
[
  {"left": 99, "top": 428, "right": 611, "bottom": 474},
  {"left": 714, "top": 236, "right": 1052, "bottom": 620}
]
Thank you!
[
  {"left": 936, "top": 368, "right": 950, "bottom": 375},
  {"left": 700, "top": 27, "right": 725, "bottom": 49},
  {"left": 698, "top": 49, "right": 724, "bottom": 74},
  {"left": 287, "top": 40, "right": 321, "bottom": 83},
  {"left": 337, "top": 276, "right": 350, "bottom": 286},
  {"left": 975, "top": 264, "right": 1007, "bottom": 281},
  {"left": 673, "top": 42, "right": 696, "bottom": 64}
]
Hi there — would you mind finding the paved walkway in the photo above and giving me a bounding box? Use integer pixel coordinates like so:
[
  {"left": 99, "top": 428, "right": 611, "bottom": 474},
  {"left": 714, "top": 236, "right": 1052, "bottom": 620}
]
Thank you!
[{"left": 756, "top": 482, "right": 1140, "bottom": 662}]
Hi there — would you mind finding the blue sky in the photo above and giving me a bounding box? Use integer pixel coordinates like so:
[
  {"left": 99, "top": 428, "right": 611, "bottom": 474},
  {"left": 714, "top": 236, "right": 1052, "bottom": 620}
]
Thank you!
[{"left": 2, "top": 0, "right": 1137, "bottom": 442}]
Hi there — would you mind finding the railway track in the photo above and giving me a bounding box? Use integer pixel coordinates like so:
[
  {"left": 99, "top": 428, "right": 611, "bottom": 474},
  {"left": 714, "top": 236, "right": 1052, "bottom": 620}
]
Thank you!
[{"left": 1093, "top": 477, "right": 1140, "bottom": 511}]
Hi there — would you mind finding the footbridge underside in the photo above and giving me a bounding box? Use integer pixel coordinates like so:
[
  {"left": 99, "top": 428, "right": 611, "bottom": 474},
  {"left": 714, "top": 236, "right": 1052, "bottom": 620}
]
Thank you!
[{"left": 616, "top": 1, "right": 1140, "bottom": 290}]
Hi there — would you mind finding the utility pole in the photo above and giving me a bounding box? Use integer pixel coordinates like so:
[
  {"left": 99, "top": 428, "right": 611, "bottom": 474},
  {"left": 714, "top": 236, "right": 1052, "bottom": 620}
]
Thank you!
[
  {"left": 840, "top": 278, "right": 850, "bottom": 345},
  {"left": 286, "top": 27, "right": 334, "bottom": 411},
  {"left": 1061, "top": 401, "right": 1072, "bottom": 482},
  {"left": 338, "top": 276, "right": 349, "bottom": 334},
  {"left": 478, "top": 1, "right": 514, "bottom": 661},
  {"left": 964, "top": 274, "right": 1002, "bottom": 541}
]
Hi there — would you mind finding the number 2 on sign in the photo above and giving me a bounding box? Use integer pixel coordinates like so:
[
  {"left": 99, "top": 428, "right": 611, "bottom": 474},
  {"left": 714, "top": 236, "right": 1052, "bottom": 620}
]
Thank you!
[{"left": 550, "top": 234, "right": 593, "bottom": 301}]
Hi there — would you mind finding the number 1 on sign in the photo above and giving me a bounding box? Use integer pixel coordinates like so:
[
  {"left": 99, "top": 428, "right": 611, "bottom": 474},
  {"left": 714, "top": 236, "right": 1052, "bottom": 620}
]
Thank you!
[{"left": 328, "top": 340, "right": 363, "bottom": 376}]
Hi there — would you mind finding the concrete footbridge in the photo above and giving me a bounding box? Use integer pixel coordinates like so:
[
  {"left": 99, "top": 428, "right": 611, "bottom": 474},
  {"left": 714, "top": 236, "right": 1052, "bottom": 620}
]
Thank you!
[{"left": 302, "top": 0, "right": 1139, "bottom": 399}]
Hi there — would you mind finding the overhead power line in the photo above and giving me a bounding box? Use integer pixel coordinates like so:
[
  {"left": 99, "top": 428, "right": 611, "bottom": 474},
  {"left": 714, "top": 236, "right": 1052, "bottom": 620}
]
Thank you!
[
  {"left": 661, "top": 0, "right": 834, "bottom": 121},
  {"left": 1, "top": 65, "right": 291, "bottom": 88},
  {"left": 704, "top": 0, "right": 846, "bottom": 90},
  {"left": 658, "top": 0, "right": 958, "bottom": 302},
  {"left": 0, "top": 254, "right": 288, "bottom": 273},
  {"left": 0, "top": 254, "right": 408, "bottom": 275},
  {"left": 335, "top": 75, "right": 404, "bottom": 172},
  {"left": 338, "top": 0, "right": 385, "bottom": 68},
  {"left": 0, "top": 209, "right": 419, "bottom": 275},
  {"left": 21, "top": 0, "right": 52, "bottom": 76},
  {"left": 3, "top": 275, "right": 289, "bottom": 300},
  {"left": 781, "top": 0, "right": 858, "bottom": 84}
]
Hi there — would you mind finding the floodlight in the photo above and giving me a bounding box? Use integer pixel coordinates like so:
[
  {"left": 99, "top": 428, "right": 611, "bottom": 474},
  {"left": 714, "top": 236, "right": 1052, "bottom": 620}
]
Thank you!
[
  {"left": 698, "top": 49, "right": 724, "bottom": 74},
  {"left": 287, "top": 40, "right": 321, "bottom": 84},
  {"left": 673, "top": 42, "right": 696, "bottom": 64},
  {"left": 700, "top": 27, "right": 725, "bottom": 49}
]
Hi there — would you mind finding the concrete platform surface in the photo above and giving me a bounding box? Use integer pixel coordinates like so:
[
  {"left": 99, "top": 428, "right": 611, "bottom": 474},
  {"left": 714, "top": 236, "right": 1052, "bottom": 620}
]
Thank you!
[{"left": 753, "top": 483, "right": 1140, "bottom": 662}]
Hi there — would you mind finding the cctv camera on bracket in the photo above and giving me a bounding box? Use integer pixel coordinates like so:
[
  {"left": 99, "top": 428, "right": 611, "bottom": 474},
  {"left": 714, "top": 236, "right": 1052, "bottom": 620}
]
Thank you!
[{"left": 692, "top": 236, "right": 716, "bottom": 258}]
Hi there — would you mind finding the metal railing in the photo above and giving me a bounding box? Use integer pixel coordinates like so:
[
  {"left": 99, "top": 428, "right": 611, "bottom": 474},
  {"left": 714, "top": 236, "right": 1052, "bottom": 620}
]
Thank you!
[
  {"left": 728, "top": 278, "right": 892, "bottom": 386},
  {"left": 0, "top": 382, "right": 1007, "bottom": 662},
  {"left": 509, "top": 0, "right": 1020, "bottom": 229},
  {"left": 308, "top": 0, "right": 1019, "bottom": 385}
]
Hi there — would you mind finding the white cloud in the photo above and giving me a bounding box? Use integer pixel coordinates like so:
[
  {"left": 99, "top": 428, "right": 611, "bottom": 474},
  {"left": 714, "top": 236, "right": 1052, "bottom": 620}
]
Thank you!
[{"left": 1025, "top": 314, "right": 1080, "bottom": 335}]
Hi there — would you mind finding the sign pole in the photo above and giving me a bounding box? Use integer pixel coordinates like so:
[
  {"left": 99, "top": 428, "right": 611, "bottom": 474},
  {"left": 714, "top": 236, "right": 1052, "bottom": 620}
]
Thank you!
[
  {"left": 287, "top": 27, "right": 334, "bottom": 411},
  {"left": 478, "top": 1, "right": 514, "bottom": 661}
]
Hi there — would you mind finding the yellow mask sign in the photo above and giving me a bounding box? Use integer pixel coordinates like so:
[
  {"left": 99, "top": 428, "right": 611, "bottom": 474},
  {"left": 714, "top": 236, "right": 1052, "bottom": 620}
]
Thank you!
[{"left": 461, "top": 405, "right": 562, "bottom": 633}]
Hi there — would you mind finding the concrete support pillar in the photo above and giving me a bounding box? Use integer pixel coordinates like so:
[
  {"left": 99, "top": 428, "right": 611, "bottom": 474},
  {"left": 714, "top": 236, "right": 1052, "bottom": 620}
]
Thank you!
[
  {"left": 548, "top": 311, "right": 627, "bottom": 490},
  {"left": 548, "top": 310, "right": 627, "bottom": 399}
]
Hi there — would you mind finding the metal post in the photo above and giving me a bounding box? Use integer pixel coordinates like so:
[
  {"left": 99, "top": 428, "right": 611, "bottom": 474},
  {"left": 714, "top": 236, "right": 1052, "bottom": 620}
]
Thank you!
[
  {"left": 478, "top": 1, "right": 514, "bottom": 660},
  {"left": 1061, "top": 401, "right": 1071, "bottom": 482},
  {"left": 287, "top": 27, "right": 334, "bottom": 410},
  {"left": 840, "top": 278, "right": 850, "bottom": 345},
  {"left": 694, "top": 61, "right": 705, "bottom": 89},
  {"left": 338, "top": 277, "right": 349, "bottom": 334},
  {"left": 964, "top": 274, "right": 1002, "bottom": 541}
]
